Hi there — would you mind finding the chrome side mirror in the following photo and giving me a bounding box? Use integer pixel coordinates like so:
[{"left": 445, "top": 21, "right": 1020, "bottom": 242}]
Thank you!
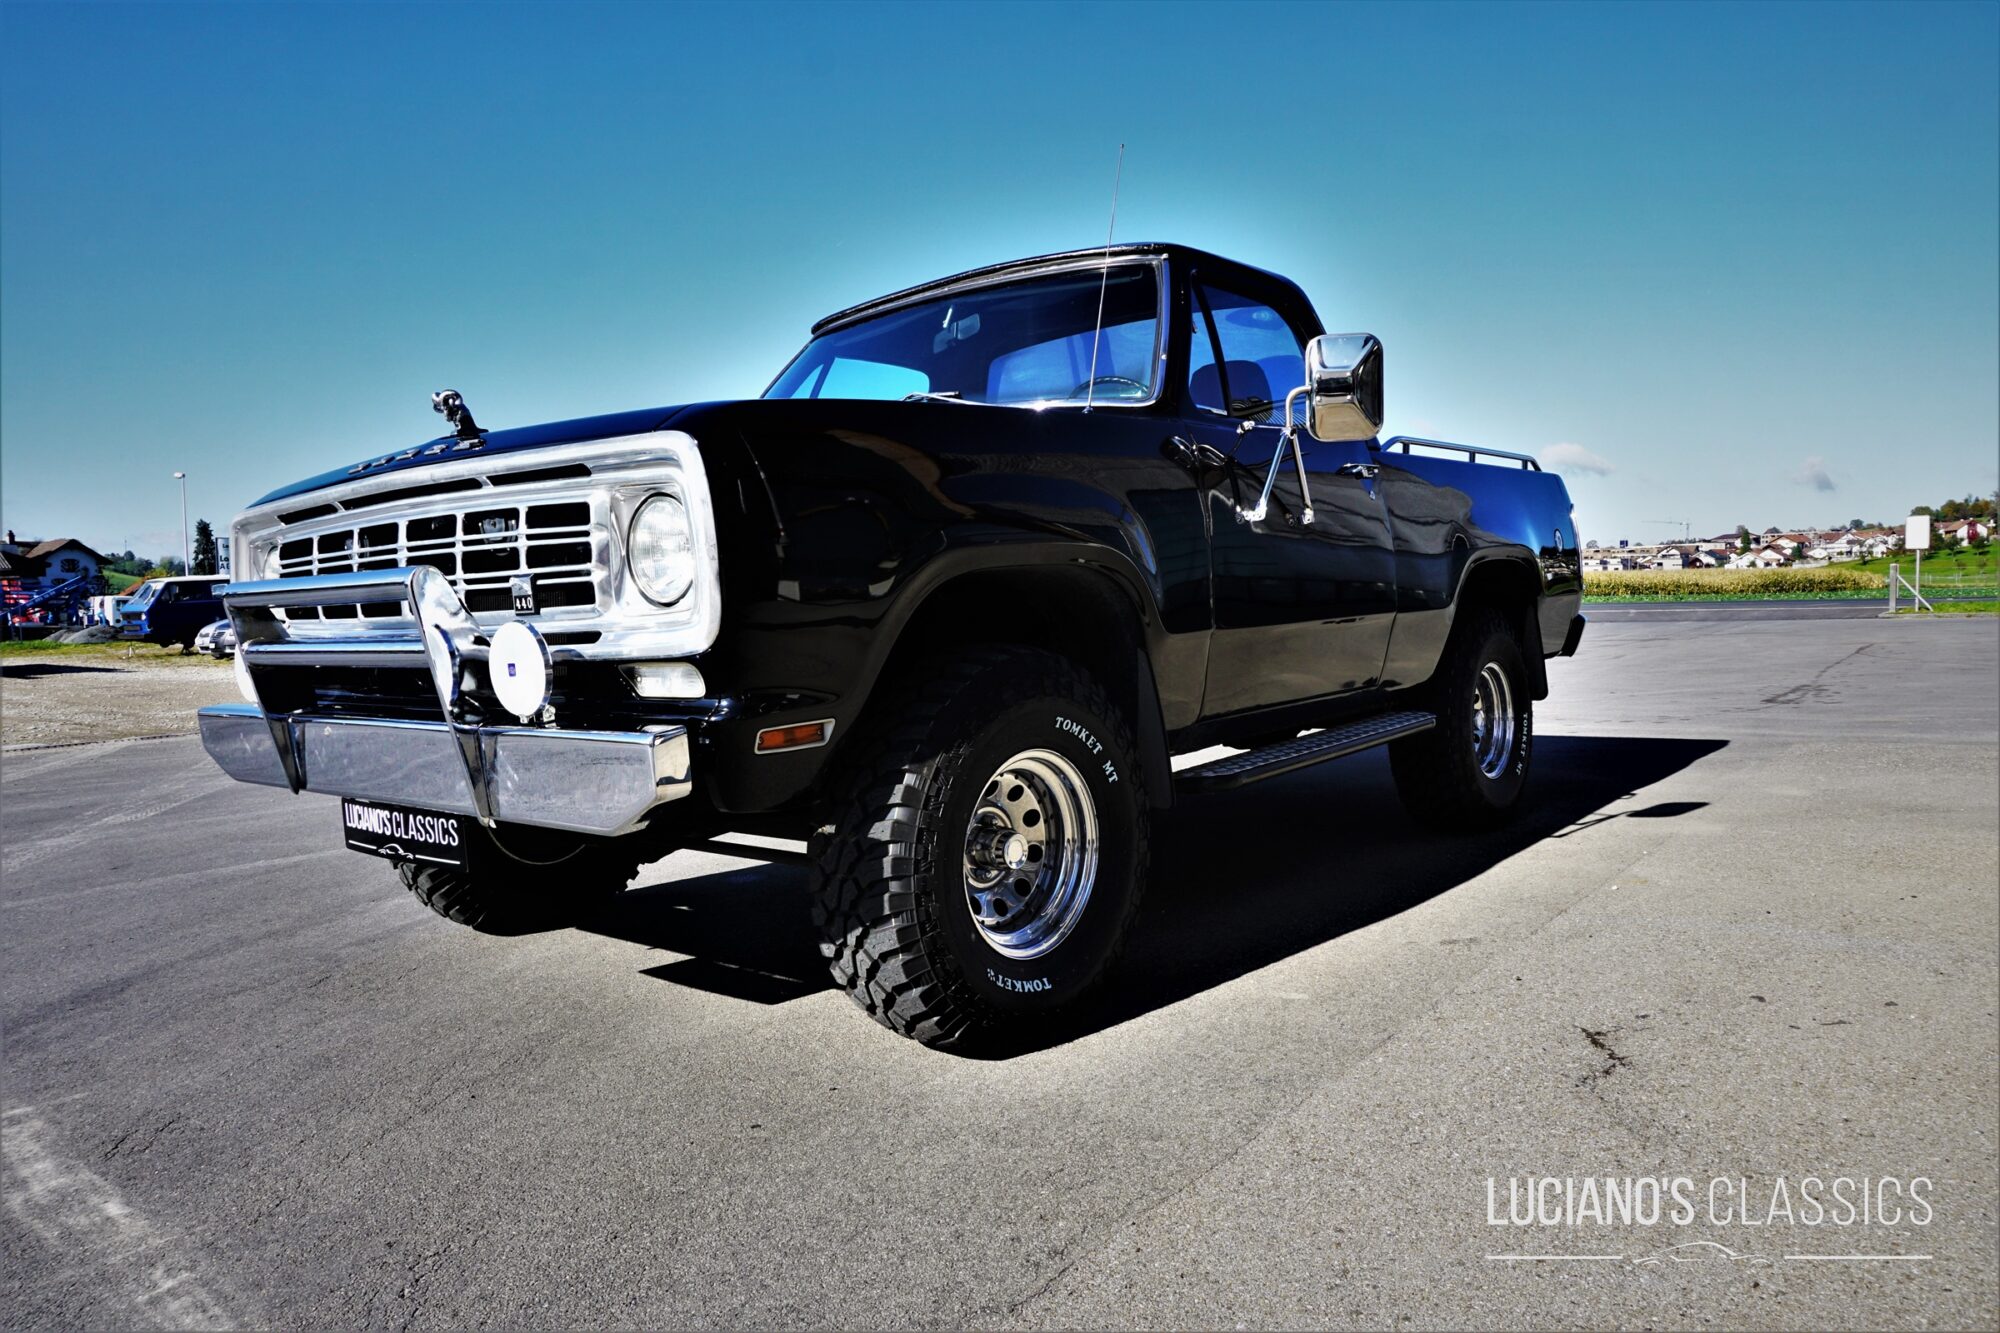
[{"left": 1304, "top": 333, "right": 1383, "bottom": 442}]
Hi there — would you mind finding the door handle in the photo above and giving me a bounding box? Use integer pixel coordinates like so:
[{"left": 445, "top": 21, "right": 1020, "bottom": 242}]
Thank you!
[
  {"left": 1163, "top": 435, "right": 1228, "bottom": 473},
  {"left": 1336, "top": 462, "right": 1380, "bottom": 479}
]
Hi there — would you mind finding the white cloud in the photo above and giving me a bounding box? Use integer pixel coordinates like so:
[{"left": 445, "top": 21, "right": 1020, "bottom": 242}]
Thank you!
[
  {"left": 1791, "top": 456, "right": 1836, "bottom": 492},
  {"left": 1539, "top": 442, "right": 1613, "bottom": 476}
]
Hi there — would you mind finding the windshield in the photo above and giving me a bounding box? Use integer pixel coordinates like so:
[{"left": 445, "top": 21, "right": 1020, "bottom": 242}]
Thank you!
[
  {"left": 126, "top": 581, "right": 161, "bottom": 609},
  {"left": 766, "top": 263, "right": 1162, "bottom": 406}
]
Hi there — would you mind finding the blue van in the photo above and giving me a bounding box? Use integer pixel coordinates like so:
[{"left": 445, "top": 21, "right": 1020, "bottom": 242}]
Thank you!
[{"left": 119, "top": 576, "right": 228, "bottom": 649}]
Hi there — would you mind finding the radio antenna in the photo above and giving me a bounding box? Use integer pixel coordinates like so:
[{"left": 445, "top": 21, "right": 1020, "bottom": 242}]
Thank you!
[{"left": 1084, "top": 143, "right": 1126, "bottom": 412}]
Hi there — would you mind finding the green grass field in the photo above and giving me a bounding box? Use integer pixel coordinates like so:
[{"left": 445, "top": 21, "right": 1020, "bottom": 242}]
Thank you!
[
  {"left": 0, "top": 638, "right": 189, "bottom": 658},
  {"left": 1847, "top": 546, "right": 1997, "bottom": 595},
  {"left": 1896, "top": 600, "right": 1998, "bottom": 615}
]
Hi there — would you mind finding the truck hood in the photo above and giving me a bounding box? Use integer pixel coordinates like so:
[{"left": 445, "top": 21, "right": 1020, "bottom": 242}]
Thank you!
[{"left": 251, "top": 403, "right": 730, "bottom": 507}]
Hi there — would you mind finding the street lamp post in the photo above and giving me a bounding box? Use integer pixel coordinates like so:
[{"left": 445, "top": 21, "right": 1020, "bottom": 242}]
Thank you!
[{"left": 173, "top": 472, "right": 189, "bottom": 574}]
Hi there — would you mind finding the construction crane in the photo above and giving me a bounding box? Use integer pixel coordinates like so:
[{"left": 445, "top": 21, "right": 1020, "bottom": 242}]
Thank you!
[{"left": 1644, "top": 519, "right": 1693, "bottom": 543}]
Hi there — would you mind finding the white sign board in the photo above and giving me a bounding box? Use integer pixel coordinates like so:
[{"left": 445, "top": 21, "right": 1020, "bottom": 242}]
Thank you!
[{"left": 1905, "top": 514, "right": 1931, "bottom": 550}]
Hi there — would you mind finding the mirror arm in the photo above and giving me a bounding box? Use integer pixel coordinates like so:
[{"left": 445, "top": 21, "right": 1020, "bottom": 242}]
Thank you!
[{"left": 1234, "top": 386, "right": 1315, "bottom": 526}]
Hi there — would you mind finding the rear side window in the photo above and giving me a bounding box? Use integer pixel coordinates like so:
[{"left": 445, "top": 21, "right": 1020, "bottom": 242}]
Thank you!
[{"left": 1188, "top": 283, "right": 1306, "bottom": 422}]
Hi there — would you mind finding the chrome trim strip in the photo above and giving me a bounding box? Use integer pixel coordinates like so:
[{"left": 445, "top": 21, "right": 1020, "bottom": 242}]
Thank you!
[
  {"left": 241, "top": 640, "right": 427, "bottom": 669},
  {"left": 198, "top": 703, "right": 692, "bottom": 836}
]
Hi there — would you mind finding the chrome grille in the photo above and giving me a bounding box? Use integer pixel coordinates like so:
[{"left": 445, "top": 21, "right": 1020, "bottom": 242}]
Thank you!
[{"left": 275, "top": 499, "right": 599, "bottom": 620}]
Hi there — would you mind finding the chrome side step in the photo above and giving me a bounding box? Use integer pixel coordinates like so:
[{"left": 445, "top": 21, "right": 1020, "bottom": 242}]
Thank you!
[{"left": 1175, "top": 709, "right": 1437, "bottom": 794}]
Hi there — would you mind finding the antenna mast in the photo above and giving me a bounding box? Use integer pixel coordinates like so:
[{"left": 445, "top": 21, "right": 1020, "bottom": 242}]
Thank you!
[{"left": 1084, "top": 143, "right": 1126, "bottom": 412}]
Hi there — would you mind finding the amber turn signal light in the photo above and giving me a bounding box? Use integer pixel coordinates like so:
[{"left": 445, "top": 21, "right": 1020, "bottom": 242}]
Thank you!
[{"left": 754, "top": 720, "right": 832, "bottom": 753}]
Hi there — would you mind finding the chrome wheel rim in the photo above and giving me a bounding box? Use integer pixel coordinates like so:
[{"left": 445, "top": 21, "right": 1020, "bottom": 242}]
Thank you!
[
  {"left": 961, "top": 748, "right": 1099, "bottom": 960},
  {"left": 1470, "top": 661, "right": 1516, "bottom": 779}
]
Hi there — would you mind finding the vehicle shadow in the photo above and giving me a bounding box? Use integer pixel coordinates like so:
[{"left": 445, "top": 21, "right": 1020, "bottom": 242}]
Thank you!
[
  {"left": 0, "top": 662, "right": 127, "bottom": 678},
  {"left": 582, "top": 863, "right": 828, "bottom": 1004},
  {"left": 1045, "top": 734, "right": 1726, "bottom": 1055},
  {"left": 582, "top": 734, "right": 1726, "bottom": 1052}
]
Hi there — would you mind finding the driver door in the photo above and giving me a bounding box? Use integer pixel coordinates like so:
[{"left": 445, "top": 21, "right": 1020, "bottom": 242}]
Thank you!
[{"left": 1183, "top": 279, "right": 1397, "bottom": 717}]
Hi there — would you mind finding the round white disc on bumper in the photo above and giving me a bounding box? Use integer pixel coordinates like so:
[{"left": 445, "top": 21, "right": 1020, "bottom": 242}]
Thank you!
[{"left": 489, "top": 619, "right": 552, "bottom": 720}]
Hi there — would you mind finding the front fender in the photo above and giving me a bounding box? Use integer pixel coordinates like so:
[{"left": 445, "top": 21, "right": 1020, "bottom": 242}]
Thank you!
[{"left": 681, "top": 400, "right": 1208, "bottom": 815}]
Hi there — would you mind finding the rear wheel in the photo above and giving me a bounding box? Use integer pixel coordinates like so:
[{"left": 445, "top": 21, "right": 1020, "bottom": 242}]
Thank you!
[
  {"left": 810, "top": 647, "right": 1148, "bottom": 1049},
  {"left": 1390, "top": 606, "right": 1533, "bottom": 829},
  {"left": 393, "top": 821, "right": 647, "bottom": 934}
]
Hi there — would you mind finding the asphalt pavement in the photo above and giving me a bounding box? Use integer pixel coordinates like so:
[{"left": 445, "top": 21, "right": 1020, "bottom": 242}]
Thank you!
[{"left": 4, "top": 618, "right": 1996, "bottom": 1329}]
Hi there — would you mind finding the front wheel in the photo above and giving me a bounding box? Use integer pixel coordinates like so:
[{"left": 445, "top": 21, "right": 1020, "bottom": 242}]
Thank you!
[
  {"left": 393, "top": 821, "right": 648, "bottom": 934},
  {"left": 1389, "top": 607, "right": 1533, "bottom": 830},
  {"left": 810, "top": 647, "right": 1148, "bottom": 1049}
]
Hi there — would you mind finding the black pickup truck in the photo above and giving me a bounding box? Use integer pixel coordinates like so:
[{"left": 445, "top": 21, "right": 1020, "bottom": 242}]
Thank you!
[{"left": 199, "top": 243, "right": 1583, "bottom": 1048}]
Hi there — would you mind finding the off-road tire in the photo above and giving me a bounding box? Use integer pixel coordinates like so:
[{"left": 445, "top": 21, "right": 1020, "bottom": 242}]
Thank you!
[
  {"left": 394, "top": 822, "right": 647, "bottom": 934},
  {"left": 1389, "top": 606, "right": 1532, "bottom": 829},
  {"left": 810, "top": 647, "right": 1148, "bottom": 1049}
]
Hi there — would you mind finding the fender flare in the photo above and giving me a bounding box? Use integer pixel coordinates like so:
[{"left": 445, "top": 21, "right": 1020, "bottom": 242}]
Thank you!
[
  {"left": 1450, "top": 548, "right": 1549, "bottom": 700},
  {"left": 847, "top": 535, "right": 1177, "bottom": 809}
]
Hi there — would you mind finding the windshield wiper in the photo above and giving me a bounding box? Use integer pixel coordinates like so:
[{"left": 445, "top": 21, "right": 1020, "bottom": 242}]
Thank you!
[{"left": 902, "top": 391, "right": 971, "bottom": 404}]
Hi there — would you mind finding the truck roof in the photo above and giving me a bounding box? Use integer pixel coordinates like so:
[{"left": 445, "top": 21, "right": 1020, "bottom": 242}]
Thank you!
[{"left": 811, "top": 243, "right": 1309, "bottom": 336}]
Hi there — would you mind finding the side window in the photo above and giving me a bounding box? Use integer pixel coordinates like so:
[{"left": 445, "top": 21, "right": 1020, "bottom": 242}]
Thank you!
[{"left": 1192, "top": 283, "right": 1307, "bottom": 423}]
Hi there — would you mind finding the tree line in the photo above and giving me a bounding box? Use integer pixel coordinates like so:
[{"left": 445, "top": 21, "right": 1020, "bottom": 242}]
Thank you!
[{"left": 104, "top": 518, "right": 222, "bottom": 578}]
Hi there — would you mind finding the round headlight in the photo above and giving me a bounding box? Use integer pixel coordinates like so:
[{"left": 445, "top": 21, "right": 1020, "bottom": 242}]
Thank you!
[
  {"left": 260, "top": 543, "right": 282, "bottom": 580},
  {"left": 627, "top": 493, "right": 695, "bottom": 605}
]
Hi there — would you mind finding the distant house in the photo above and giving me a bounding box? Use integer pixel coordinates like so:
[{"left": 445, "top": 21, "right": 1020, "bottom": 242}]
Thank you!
[
  {"left": 1818, "top": 532, "right": 1862, "bottom": 560},
  {"left": 1650, "top": 547, "right": 1687, "bottom": 570},
  {"left": 1729, "top": 544, "right": 1793, "bottom": 569},
  {"left": 1940, "top": 518, "right": 1992, "bottom": 544},
  {"left": 0, "top": 535, "right": 109, "bottom": 619},
  {"left": 0, "top": 535, "right": 107, "bottom": 592}
]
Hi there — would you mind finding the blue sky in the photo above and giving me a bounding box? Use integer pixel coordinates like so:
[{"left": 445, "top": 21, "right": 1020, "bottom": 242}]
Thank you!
[{"left": 3, "top": 0, "right": 1994, "bottom": 556}]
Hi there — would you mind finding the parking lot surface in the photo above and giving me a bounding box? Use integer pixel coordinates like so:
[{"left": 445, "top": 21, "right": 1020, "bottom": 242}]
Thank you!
[{"left": 3, "top": 618, "right": 1995, "bottom": 1329}]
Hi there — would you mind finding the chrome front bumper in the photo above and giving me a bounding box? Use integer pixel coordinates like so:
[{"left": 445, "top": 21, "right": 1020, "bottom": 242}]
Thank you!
[
  {"left": 196, "top": 564, "right": 692, "bottom": 837},
  {"left": 198, "top": 704, "right": 690, "bottom": 835}
]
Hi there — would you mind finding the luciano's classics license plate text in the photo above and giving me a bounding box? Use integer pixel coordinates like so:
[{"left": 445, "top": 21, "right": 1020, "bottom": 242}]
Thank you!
[{"left": 341, "top": 798, "right": 466, "bottom": 868}]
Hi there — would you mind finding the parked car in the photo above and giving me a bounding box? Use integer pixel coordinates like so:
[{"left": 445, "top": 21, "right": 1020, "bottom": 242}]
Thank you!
[
  {"left": 86, "top": 593, "right": 131, "bottom": 626},
  {"left": 119, "top": 575, "right": 227, "bottom": 649},
  {"left": 193, "top": 617, "right": 237, "bottom": 658},
  {"left": 196, "top": 243, "right": 1584, "bottom": 1047}
]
